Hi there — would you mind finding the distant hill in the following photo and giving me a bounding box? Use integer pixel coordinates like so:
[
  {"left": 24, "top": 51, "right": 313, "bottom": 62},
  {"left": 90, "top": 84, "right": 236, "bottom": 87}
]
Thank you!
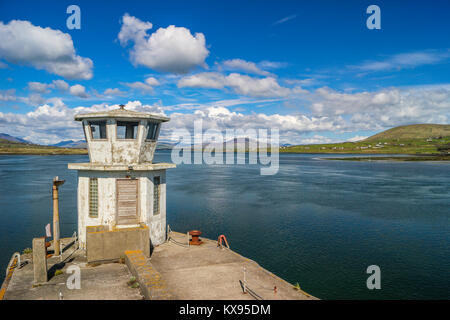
[
  {"left": 0, "top": 138, "right": 87, "bottom": 155},
  {"left": 364, "top": 124, "right": 450, "bottom": 141},
  {"left": 51, "top": 140, "right": 87, "bottom": 149},
  {"left": 282, "top": 124, "right": 450, "bottom": 155},
  {"left": 0, "top": 133, "right": 31, "bottom": 144}
]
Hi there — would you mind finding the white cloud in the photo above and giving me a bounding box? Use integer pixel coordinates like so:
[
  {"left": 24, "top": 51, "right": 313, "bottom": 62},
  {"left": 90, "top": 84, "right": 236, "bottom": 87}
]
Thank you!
[
  {"left": 309, "top": 85, "right": 450, "bottom": 131},
  {"left": 0, "top": 100, "right": 166, "bottom": 144},
  {"left": 298, "top": 135, "right": 333, "bottom": 145},
  {"left": 118, "top": 14, "right": 209, "bottom": 74},
  {"left": 103, "top": 88, "right": 125, "bottom": 96},
  {"left": 27, "top": 80, "right": 70, "bottom": 93},
  {"left": 163, "top": 106, "right": 344, "bottom": 144},
  {"left": 226, "top": 73, "right": 291, "bottom": 97},
  {"left": 53, "top": 80, "right": 69, "bottom": 91},
  {"left": 0, "top": 89, "right": 17, "bottom": 101},
  {"left": 221, "top": 59, "right": 270, "bottom": 76},
  {"left": 0, "top": 20, "right": 93, "bottom": 79},
  {"left": 178, "top": 72, "right": 226, "bottom": 89},
  {"left": 21, "top": 93, "right": 46, "bottom": 106},
  {"left": 347, "top": 135, "right": 369, "bottom": 142},
  {"left": 122, "top": 76, "right": 160, "bottom": 93},
  {"left": 28, "top": 82, "right": 51, "bottom": 93},
  {"left": 69, "top": 84, "right": 88, "bottom": 98},
  {"left": 351, "top": 50, "right": 450, "bottom": 72},
  {"left": 178, "top": 72, "right": 296, "bottom": 97},
  {"left": 272, "top": 14, "right": 298, "bottom": 26}
]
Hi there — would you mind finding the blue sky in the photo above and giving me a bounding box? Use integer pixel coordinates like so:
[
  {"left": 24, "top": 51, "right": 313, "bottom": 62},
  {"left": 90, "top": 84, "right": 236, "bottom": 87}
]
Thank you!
[{"left": 0, "top": 0, "right": 449, "bottom": 144}]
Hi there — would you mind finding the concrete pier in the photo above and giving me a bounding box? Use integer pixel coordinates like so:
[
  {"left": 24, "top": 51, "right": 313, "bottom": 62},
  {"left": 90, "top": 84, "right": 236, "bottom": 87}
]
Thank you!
[{"left": 2, "top": 233, "right": 316, "bottom": 300}]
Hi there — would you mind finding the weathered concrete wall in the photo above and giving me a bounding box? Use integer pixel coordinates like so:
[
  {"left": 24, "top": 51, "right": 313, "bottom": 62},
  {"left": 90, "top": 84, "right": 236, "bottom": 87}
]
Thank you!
[
  {"left": 86, "top": 225, "right": 150, "bottom": 263},
  {"left": 83, "top": 119, "right": 159, "bottom": 164},
  {"left": 77, "top": 170, "right": 167, "bottom": 249}
]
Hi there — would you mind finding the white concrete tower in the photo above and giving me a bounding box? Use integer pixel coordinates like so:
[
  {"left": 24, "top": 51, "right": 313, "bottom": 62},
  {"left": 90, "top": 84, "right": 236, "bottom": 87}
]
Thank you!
[{"left": 68, "top": 105, "right": 175, "bottom": 249}]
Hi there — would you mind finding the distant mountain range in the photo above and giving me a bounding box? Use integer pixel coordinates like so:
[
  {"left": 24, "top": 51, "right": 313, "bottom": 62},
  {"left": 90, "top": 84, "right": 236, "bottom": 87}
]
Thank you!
[
  {"left": 50, "top": 140, "right": 87, "bottom": 149},
  {"left": 0, "top": 133, "right": 31, "bottom": 144}
]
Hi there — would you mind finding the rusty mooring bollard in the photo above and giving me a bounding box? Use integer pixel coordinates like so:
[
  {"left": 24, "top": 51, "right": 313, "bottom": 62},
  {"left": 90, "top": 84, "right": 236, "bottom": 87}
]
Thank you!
[{"left": 189, "top": 230, "right": 203, "bottom": 245}]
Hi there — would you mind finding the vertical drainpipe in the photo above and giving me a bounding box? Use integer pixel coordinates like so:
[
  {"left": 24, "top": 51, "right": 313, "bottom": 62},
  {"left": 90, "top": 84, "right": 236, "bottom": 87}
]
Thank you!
[{"left": 53, "top": 176, "right": 65, "bottom": 256}]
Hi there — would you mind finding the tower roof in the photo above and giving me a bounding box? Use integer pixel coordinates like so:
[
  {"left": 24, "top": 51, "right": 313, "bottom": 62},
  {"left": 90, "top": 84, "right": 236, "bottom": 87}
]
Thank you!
[{"left": 74, "top": 105, "right": 170, "bottom": 122}]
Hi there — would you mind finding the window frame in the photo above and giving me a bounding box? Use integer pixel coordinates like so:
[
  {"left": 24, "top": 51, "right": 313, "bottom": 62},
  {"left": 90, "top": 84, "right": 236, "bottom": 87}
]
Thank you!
[
  {"left": 145, "top": 121, "right": 160, "bottom": 141},
  {"left": 88, "top": 121, "right": 108, "bottom": 140},
  {"left": 116, "top": 121, "right": 140, "bottom": 140},
  {"left": 89, "top": 178, "right": 99, "bottom": 218}
]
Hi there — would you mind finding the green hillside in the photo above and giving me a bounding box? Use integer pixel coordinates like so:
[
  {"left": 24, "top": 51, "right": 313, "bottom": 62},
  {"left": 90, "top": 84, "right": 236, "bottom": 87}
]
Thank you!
[
  {"left": 365, "top": 124, "right": 450, "bottom": 141},
  {"left": 282, "top": 124, "right": 450, "bottom": 155},
  {"left": 0, "top": 138, "right": 87, "bottom": 155}
]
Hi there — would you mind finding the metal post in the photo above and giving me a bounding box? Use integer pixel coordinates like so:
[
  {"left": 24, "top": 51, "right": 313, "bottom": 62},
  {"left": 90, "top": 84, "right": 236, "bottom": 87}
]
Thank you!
[{"left": 52, "top": 176, "right": 65, "bottom": 256}]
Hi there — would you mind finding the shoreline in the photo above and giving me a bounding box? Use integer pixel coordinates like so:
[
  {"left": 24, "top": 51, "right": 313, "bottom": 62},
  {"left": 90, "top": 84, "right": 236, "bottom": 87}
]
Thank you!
[{"left": 322, "top": 155, "right": 450, "bottom": 162}]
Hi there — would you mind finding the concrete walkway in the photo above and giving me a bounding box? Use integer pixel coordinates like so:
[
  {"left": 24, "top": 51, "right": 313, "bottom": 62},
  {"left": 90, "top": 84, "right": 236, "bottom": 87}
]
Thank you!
[
  {"left": 3, "top": 234, "right": 316, "bottom": 300},
  {"left": 148, "top": 232, "right": 316, "bottom": 300},
  {"left": 3, "top": 238, "right": 143, "bottom": 300}
]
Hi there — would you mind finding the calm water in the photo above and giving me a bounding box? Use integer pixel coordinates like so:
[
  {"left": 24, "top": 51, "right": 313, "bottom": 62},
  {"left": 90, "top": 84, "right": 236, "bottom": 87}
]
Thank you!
[{"left": 0, "top": 152, "right": 449, "bottom": 299}]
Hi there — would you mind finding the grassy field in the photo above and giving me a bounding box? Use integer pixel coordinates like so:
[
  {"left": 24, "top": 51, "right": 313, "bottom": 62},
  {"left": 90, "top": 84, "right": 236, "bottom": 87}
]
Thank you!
[
  {"left": 0, "top": 139, "right": 87, "bottom": 155},
  {"left": 281, "top": 124, "right": 450, "bottom": 155},
  {"left": 281, "top": 137, "right": 450, "bottom": 154},
  {"left": 326, "top": 155, "right": 450, "bottom": 161}
]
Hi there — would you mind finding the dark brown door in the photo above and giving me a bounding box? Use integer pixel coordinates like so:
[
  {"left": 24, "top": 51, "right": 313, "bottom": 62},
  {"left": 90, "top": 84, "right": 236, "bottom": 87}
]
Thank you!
[{"left": 116, "top": 179, "right": 139, "bottom": 225}]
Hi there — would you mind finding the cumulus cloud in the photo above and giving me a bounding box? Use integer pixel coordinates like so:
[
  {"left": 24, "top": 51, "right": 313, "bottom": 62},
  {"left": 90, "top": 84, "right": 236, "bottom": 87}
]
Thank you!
[
  {"left": 118, "top": 14, "right": 209, "bottom": 74},
  {"left": 53, "top": 80, "right": 69, "bottom": 91},
  {"left": 0, "top": 20, "right": 93, "bottom": 79},
  {"left": 0, "top": 100, "right": 166, "bottom": 144},
  {"left": 69, "top": 84, "right": 88, "bottom": 98},
  {"left": 298, "top": 135, "right": 333, "bottom": 145},
  {"left": 0, "top": 98, "right": 339, "bottom": 145},
  {"left": 220, "top": 59, "right": 270, "bottom": 76},
  {"left": 178, "top": 72, "right": 296, "bottom": 97},
  {"left": 28, "top": 82, "right": 51, "bottom": 93},
  {"left": 103, "top": 88, "right": 125, "bottom": 96},
  {"left": 309, "top": 85, "right": 450, "bottom": 131},
  {"left": 122, "top": 76, "right": 160, "bottom": 93},
  {"left": 162, "top": 106, "right": 344, "bottom": 145},
  {"left": 27, "top": 80, "right": 70, "bottom": 93}
]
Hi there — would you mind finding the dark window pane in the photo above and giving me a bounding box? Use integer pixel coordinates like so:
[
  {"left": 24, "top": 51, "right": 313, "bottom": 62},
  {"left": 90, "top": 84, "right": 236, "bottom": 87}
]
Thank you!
[
  {"left": 117, "top": 121, "right": 139, "bottom": 139},
  {"left": 153, "top": 176, "right": 160, "bottom": 215},
  {"left": 146, "top": 122, "right": 159, "bottom": 140},
  {"left": 89, "top": 121, "right": 107, "bottom": 139}
]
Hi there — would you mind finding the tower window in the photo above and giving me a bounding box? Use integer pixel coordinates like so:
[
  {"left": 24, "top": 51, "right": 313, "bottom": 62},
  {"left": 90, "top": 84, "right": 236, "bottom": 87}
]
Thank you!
[
  {"left": 146, "top": 122, "right": 160, "bottom": 141},
  {"left": 89, "top": 121, "right": 107, "bottom": 139},
  {"left": 117, "top": 121, "right": 139, "bottom": 139},
  {"left": 89, "top": 178, "right": 98, "bottom": 218},
  {"left": 153, "top": 176, "right": 160, "bottom": 215}
]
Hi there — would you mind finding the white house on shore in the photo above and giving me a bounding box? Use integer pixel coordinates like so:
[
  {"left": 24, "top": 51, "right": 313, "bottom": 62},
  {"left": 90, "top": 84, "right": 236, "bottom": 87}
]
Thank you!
[{"left": 68, "top": 105, "right": 176, "bottom": 249}]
